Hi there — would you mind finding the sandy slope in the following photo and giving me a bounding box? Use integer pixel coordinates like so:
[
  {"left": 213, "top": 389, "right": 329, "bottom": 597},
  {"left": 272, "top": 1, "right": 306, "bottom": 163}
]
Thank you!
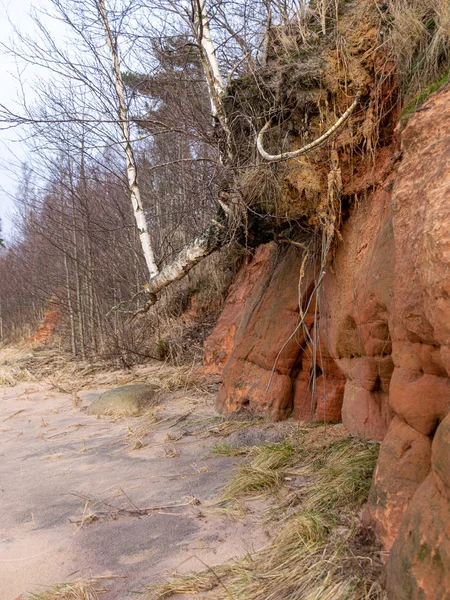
[{"left": 0, "top": 380, "right": 268, "bottom": 599}]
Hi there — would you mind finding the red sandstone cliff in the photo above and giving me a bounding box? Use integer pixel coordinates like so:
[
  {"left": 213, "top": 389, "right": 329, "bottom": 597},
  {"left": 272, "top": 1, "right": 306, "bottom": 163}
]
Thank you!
[
  {"left": 30, "top": 296, "right": 62, "bottom": 346},
  {"left": 204, "top": 85, "right": 450, "bottom": 597}
]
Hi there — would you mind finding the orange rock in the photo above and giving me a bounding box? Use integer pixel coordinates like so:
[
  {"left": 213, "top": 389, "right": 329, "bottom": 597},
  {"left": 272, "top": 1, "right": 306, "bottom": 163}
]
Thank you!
[
  {"left": 387, "top": 473, "right": 450, "bottom": 600},
  {"left": 389, "top": 367, "right": 450, "bottom": 436},
  {"left": 215, "top": 245, "right": 309, "bottom": 419},
  {"left": 292, "top": 378, "right": 315, "bottom": 421},
  {"left": 336, "top": 356, "right": 394, "bottom": 392},
  {"left": 341, "top": 380, "right": 392, "bottom": 441},
  {"left": 217, "top": 358, "right": 292, "bottom": 419},
  {"left": 392, "top": 87, "right": 450, "bottom": 352},
  {"left": 213, "top": 170, "right": 397, "bottom": 427},
  {"left": 365, "top": 416, "right": 432, "bottom": 550},
  {"left": 207, "top": 90, "right": 450, "bottom": 581},
  {"left": 431, "top": 412, "right": 450, "bottom": 500},
  {"left": 391, "top": 325, "right": 423, "bottom": 371},
  {"left": 206, "top": 78, "right": 450, "bottom": 597},
  {"left": 372, "top": 87, "right": 450, "bottom": 569},
  {"left": 359, "top": 320, "right": 392, "bottom": 357},
  {"left": 31, "top": 295, "right": 62, "bottom": 346},
  {"left": 319, "top": 183, "right": 396, "bottom": 438},
  {"left": 292, "top": 366, "right": 345, "bottom": 423},
  {"left": 412, "top": 342, "right": 448, "bottom": 377},
  {"left": 203, "top": 243, "right": 277, "bottom": 375},
  {"left": 314, "top": 376, "right": 346, "bottom": 422},
  {"left": 441, "top": 345, "right": 450, "bottom": 377}
]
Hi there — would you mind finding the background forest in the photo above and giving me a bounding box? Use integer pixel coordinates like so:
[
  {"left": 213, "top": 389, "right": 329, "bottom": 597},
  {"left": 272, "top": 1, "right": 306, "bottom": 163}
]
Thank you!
[{"left": 1, "top": 0, "right": 449, "bottom": 366}]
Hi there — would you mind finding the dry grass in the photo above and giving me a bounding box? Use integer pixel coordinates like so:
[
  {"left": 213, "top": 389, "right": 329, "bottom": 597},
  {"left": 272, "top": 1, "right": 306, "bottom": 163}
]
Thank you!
[
  {"left": 386, "top": 0, "right": 450, "bottom": 97},
  {"left": 185, "top": 415, "right": 263, "bottom": 439},
  {"left": 146, "top": 428, "right": 383, "bottom": 600},
  {"left": 0, "top": 344, "right": 117, "bottom": 391},
  {"left": 26, "top": 578, "right": 109, "bottom": 600},
  {"left": 126, "top": 411, "right": 262, "bottom": 451},
  {"left": 140, "top": 363, "right": 215, "bottom": 395},
  {"left": 210, "top": 442, "right": 251, "bottom": 457},
  {"left": 140, "top": 247, "right": 241, "bottom": 365},
  {"left": 69, "top": 489, "right": 198, "bottom": 528},
  {"left": 223, "top": 441, "right": 294, "bottom": 498},
  {"left": 199, "top": 498, "right": 251, "bottom": 521},
  {"left": 0, "top": 341, "right": 217, "bottom": 402},
  {"left": 0, "top": 343, "right": 37, "bottom": 386},
  {"left": 125, "top": 411, "right": 161, "bottom": 449},
  {"left": 238, "top": 164, "right": 285, "bottom": 215}
]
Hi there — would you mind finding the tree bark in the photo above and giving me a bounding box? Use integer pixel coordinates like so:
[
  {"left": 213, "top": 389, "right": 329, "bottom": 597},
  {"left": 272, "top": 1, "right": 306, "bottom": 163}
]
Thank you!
[
  {"left": 143, "top": 223, "right": 223, "bottom": 300},
  {"left": 193, "top": 0, "right": 233, "bottom": 159},
  {"left": 97, "top": 0, "right": 159, "bottom": 279},
  {"left": 71, "top": 194, "right": 86, "bottom": 360},
  {"left": 63, "top": 250, "right": 77, "bottom": 356}
]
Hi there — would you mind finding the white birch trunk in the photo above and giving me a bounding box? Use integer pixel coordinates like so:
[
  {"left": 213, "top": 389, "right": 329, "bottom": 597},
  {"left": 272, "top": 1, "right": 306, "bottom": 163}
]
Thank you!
[
  {"left": 144, "top": 224, "right": 222, "bottom": 298},
  {"left": 95, "top": 0, "right": 231, "bottom": 310},
  {"left": 98, "top": 0, "right": 159, "bottom": 279},
  {"left": 194, "top": 0, "right": 233, "bottom": 159},
  {"left": 197, "top": 0, "right": 225, "bottom": 116}
]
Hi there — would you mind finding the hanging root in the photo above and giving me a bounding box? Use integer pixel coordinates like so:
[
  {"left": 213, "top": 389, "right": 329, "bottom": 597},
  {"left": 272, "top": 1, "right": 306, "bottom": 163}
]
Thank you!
[{"left": 256, "top": 93, "right": 361, "bottom": 162}]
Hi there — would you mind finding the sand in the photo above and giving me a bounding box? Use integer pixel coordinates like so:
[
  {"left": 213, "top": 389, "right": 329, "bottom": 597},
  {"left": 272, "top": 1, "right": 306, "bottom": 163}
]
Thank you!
[{"left": 0, "top": 380, "right": 268, "bottom": 599}]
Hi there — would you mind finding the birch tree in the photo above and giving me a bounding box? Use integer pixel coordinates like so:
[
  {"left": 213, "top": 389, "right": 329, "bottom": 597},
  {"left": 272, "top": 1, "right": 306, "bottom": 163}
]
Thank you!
[
  {"left": 0, "top": 0, "right": 362, "bottom": 318},
  {"left": 97, "top": 0, "right": 159, "bottom": 279}
]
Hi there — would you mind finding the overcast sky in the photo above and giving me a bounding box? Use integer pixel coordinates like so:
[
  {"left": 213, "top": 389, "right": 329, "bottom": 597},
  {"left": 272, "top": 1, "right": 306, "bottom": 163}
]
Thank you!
[
  {"left": 0, "top": 0, "right": 33, "bottom": 240},
  {"left": 0, "top": 0, "right": 64, "bottom": 242},
  {"left": 0, "top": 0, "right": 134, "bottom": 243}
]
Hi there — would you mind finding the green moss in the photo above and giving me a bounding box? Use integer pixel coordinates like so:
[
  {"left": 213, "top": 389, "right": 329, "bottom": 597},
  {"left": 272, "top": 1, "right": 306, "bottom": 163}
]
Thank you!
[{"left": 400, "top": 71, "right": 450, "bottom": 123}]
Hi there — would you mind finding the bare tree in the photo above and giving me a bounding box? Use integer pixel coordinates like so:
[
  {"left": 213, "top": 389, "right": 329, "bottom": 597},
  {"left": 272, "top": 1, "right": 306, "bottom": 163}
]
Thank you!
[
  {"left": 97, "top": 0, "right": 159, "bottom": 278},
  {"left": 0, "top": 0, "right": 361, "bottom": 346}
]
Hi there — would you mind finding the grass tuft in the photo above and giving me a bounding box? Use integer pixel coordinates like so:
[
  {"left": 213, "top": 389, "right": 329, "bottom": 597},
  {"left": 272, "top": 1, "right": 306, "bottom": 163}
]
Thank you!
[
  {"left": 146, "top": 430, "right": 383, "bottom": 600},
  {"left": 223, "top": 442, "right": 294, "bottom": 498},
  {"left": 210, "top": 442, "right": 251, "bottom": 457},
  {"left": 297, "top": 439, "right": 380, "bottom": 511},
  {"left": 26, "top": 578, "right": 108, "bottom": 600},
  {"left": 399, "top": 70, "right": 449, "bottom": 122},
  {"left": 386, "top": 0, "right": 450, "bottom": 98}
]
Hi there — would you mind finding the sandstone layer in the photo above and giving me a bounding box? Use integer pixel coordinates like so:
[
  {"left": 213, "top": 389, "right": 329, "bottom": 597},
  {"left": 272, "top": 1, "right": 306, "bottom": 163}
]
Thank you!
[{"left": 204, "top": 86, "right": 450, "bottom": 596}]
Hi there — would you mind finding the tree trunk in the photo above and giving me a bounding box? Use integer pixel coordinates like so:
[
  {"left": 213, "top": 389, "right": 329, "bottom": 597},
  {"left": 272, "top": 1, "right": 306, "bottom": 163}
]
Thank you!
[
  {"left": 0, "top": 297, "right": 3, "bottom": 343},
  {"left": 144, "top": 223, "right": 223, "bottom": 299},
  {"left": 70, "top": 189, "right": 86, "bottom": 360},
  {"left": 63, "top": 250, "right": 77, "bottom": 356},
  {"left": 97, "top": 0, "right": 159, "bottom": 279},
  {"left": 194, "top": 0, "right": 233, "bottom": 159}
]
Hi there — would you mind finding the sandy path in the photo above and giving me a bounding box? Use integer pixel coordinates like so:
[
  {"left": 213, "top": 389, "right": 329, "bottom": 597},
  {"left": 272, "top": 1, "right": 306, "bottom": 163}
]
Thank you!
[{"left": 0, "top": 381, "right": 268, "bottom": 599}]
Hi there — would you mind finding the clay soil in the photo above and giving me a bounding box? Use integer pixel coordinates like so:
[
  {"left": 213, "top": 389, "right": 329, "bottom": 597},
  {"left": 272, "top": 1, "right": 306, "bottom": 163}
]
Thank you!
[{"left": 0, "top": 357, "right": 269, "bottom": 600}]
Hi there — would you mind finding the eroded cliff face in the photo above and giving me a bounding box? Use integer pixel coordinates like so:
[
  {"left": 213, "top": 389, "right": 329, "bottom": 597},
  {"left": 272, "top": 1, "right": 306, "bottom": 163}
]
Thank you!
[
  {"left": 204, "top": 86, "right": 450, "bottom": 596},
  {"left": 370, "top": 87, "right": 450, "bottom": 599},
  {"left": 30, "top": 296, "right": 62, "bottom": 346}
]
